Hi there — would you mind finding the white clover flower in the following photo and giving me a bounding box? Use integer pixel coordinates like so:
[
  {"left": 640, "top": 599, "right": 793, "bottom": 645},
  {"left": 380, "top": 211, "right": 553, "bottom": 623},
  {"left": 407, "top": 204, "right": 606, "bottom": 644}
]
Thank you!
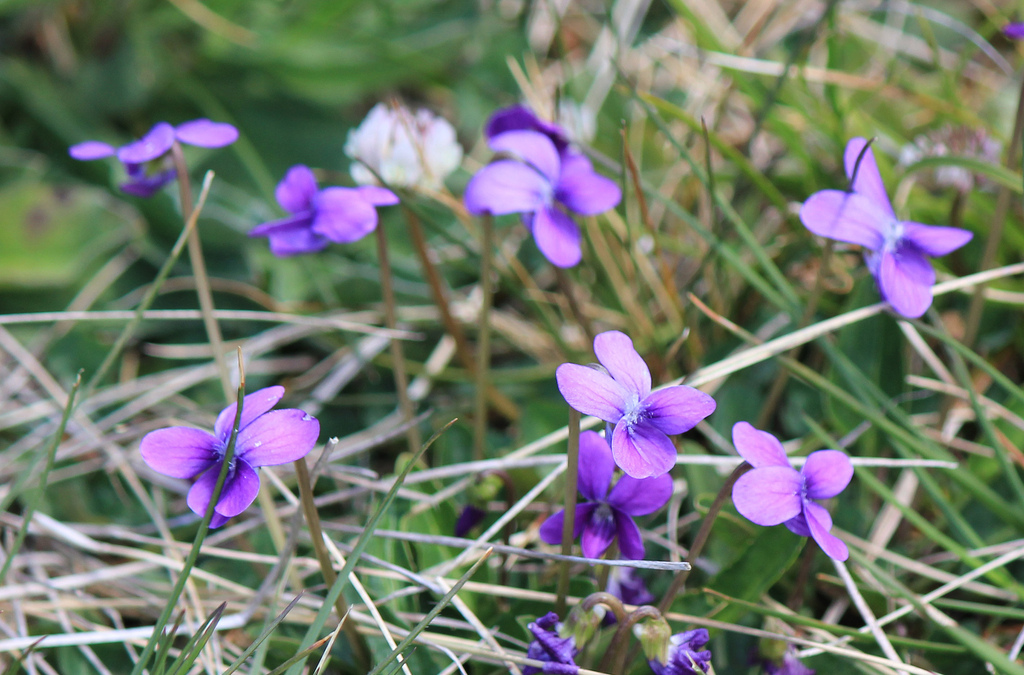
[{"left": 345, "top": 102, "right": 463, "bottom": 191}]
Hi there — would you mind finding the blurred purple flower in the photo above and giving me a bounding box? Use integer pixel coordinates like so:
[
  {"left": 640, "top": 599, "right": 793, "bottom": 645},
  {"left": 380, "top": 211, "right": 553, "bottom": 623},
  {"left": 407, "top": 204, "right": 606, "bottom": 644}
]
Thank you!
[
  {"left": 649, "top": 629, "right": 712, "bottom": 675},
  {"left": 248, "top": 165, "right": 399, "bottom": 256},
  {"left": 764, "top": 648, "right": 815, "bottom": 675},
  {"left": 606, "top": 566, "right": 655, "bottom": 606},
  {"left": 799, "top": 137, "right": 972, "bottom": 318},
  {"left": 523, "top": 612, "right": 578, "bottom": 675},
  {"left": 1005, "top": 23, "right": 1024, "bottom": 39},
  {"left": 539, "top": 430, "right": 671, "bottom": 559},
  {"left": 69, "top": 119, "right": 238, "bottom": 198},
  {"left": 454, "top": 504, "right": 486, "bottom": 537},
  {"left": 730, "top": 422, "right": 853, "bottom": 561},
  {"left": 556, "top": 331, "right": 716, "bottom": 479},
  {"left": 140, "top": 386, "right": 319, "bottom": 527},
  {"left": 464, "top": 125, "right": 620, "bottom": 268}
]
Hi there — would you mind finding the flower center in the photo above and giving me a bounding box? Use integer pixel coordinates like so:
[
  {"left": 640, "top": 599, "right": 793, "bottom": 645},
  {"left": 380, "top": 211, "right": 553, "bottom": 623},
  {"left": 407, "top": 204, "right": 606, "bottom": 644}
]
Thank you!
[
  {"left": 883, "top": 219, "right": 905, "bottom": 252},
  {"left": 621, "top": 392, "right": 645, "bottom": 427},
  {"left": 594, "top": 502, "right": 614, "bottom": 523}
]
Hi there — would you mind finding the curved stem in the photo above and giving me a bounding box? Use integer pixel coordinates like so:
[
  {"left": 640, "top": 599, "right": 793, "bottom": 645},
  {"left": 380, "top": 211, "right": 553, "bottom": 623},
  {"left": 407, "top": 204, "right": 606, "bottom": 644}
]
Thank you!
[
  {"left": 580, "top": 591, "right": 627, "bottom": 624},
  {"left": 606, "top": 605, "right": 664, "bottom": 675}
]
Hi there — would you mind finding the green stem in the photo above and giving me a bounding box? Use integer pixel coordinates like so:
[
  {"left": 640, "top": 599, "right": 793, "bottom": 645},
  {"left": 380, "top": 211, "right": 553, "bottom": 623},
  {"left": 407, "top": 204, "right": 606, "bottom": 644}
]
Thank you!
[
  {"left": 374, "top": 220, "right": 421, "bottom": 455},
  {"left": 581, "top": 592, "right": 627, "bottom": 623},
  {"left": 130, "top": 350, "right": 247, "bottom": 675},
  {"left": 474, "top": 214, "right": 494, "bottom": 461},
  {"left": 555, "top": 408, "right": 582, "bottom": 616}
]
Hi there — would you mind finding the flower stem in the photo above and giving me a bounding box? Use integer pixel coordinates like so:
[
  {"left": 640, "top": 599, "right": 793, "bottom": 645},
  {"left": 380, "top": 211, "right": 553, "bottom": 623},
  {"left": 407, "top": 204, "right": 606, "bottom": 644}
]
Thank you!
[
  {"left": 169, "top": 142, "right": 233, "bottom": 402},
  {"left": 473, "top": 214, "right": 495, "bottom": 461},
  {"left": 375, "top": 219, "right": 421, "bottom": 455},
  {"left": 403, "top": 204, "right": 519, "bottom": 422},
  {"left": 964, "top": 74, "right": 1024, "bottom": 348},
  {"left": 606, "top": 605, "right": 664, "bottom": 675},
  {"left": 555, "top": 408, "right": 582, "bottom": 616},
  {"left": 581, "top": 591, "right": 627, "bottom": 623},
  {"left": 555, "top": 267, "right": 595, "bottom": 347},
  {"left": 657, "top": 462, "right": 752, "bottom": 613},
  {"left": 294, "top": 455, "right": 372, "bottom": 670},
  {"left": 129, "top": 349, "right": 247, "bottom": 675}
]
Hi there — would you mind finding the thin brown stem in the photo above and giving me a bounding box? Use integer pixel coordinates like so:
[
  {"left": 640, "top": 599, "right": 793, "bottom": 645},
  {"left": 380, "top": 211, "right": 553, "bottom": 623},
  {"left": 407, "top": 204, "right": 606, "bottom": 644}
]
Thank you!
[
  {"left": 294, "top": 457, "right": 371, "bottom": 669},
  {"left": 964, "top": 75, "right": 1024, "bottom": 348},
  {"left": 606, "top": 605, "right": 664, "bottom": 675},
  {"left": 580, "top": 592, "right": 627, "bottom": 623},
  {"left": 403, "top": 205, "right": 519, "bottom": 422},
  {"left": 474, "top": 214, "right": 494, "bottom": 461},
  {"left": 555, "top": 408, "right": 582, "bottom": 616},
  {"left": 658, "top": 463, "right": 752, "bottom": 613},
  {"left": 375, "top": 221, "right": 421, "bottom": 455},
  {"left": 169, "top": 142, "right": 232, "bottom": 402}
]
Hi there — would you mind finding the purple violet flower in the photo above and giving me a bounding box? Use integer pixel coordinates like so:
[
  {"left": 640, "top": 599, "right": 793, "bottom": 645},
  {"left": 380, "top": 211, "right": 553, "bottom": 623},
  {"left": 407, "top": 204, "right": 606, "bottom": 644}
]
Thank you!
[
  {"left": 799, "top": 137, "right": 972, "bottom": 318},
  {"left": 140, "top": 386, "right": 319, "bottom": 528},
  {"left": 486, "top": 105, "right": 571, "bottom": 153},
  {"left": 539, "top": 430, "right": 672, "bottom": 559},
  {"left": 606, "top": 566, "right": 655, "bottom": 607},
  {"left": 1005, "top": 23, "right": 1024, "bottom": 39},
  {"left": 464, "top": 120, "right": 621, "bottom": 268},
  {"left": 248, "top": 165, "right": 399, "bottom": 256},
  {"left": 522, "top": 612, "right": 579, "bottom": 675},
  {"left": 69, "top": 119, "right": 238, "bottom": 198},
  {"left": 730, "top": 422, "right": 853, "bottom": 561},
  {"left": 556, "top": 331, "right": 716, "bottom": 479},
  {"left": 454, "top": 504, "right": 487, "bottom": 537},
  {"left": 649, "top": 629, "right": 712, "bottom": 675}
]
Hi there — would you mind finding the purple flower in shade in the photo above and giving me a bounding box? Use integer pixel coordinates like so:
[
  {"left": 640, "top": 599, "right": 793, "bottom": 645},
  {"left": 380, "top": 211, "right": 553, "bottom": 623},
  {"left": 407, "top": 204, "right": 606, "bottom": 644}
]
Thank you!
[
  {"left": 799, "top": 137, "right": 972, "bottom": 318},
  {"left": 522, "top": 612, "right": 578, "bottom": 675},
  {"left": 606, "top": 566, "right": 655, "bottom": 607},
  {"left": 555, "top": 331, "right": 717, "bottom": 479},
  {"left": 454, "top": 504, "right": 487, "bottom": 537},
  {"left": 649, "top": 629, "right": 712, "bottom": 675},
  {"left": 247, "top": 165, "right": 399, "bottom": 257},
  {"left": 464, "top": 126, "right": 621, "bottom": 268},
  {"left": 1005, "top": 23, "right": 1024, "bottom": 39},
  {"left": 485, "top": 105, "right": 571, "bottom": 153},
  {"left": 730, "top": 422, "right": 853, "bottom": 562},
  {"left": 140, "top": 386, "right": 319, "bottom": 528},
  {"left": 764, "top": 648, "right": 815, "bottom": 675},
  {"left": 539, "top": 430, "right": 672, "bottom": 559},
  {"left": 69, "top": 119, "right": 238, "bottom": 198}
]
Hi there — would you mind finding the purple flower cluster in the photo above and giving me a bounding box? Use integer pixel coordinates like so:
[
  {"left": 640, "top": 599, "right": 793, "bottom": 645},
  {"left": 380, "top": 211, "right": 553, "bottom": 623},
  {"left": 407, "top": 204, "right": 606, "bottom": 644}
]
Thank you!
[
  {"left": 522, "top": 612, "right": 579, "bottom": 675},
  {"left": 70, "top": 119, "right": 238, "bottom": 197},
  {"left": 539, "top": 430, "right": 672, "bottom": 559},
  {"left": 730, "top": 422, "right": 853, "bottom": 561},
  {"left": 465, "top": 106, "right": 621, "bottom": 268},
  {"left": 556, "top": 331, "right": 716, "bottom": 479},
  {"left": 248, "top": 165, "right": 399, "bottom": 256},
  {"left": 649, "top": 629, "right": 712, "bottom": 675},
  {"left": 800, "top": 137, "right": 972, "bottom": 318},
  {"left": 140, "top": 386, "right": 319, "bottom": 528}
]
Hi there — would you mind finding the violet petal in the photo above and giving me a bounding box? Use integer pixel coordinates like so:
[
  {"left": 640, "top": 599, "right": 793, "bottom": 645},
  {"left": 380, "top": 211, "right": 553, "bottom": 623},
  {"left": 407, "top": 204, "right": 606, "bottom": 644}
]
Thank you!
[
  {"left": 555, "top": 153, "right": 621, "bottom": 215},
  {"left": 214, "top": 386, "right": 285, "bottom": 442},
  {"left": 531, "top": 206, "right": 582, "bottom": 268},
  {"left": 580, "top": 507, "right": 617, "bottom": 558},
  {"left": 606, "top": 473, "right": 672, "bottom": 516},
  {"left": 186, "top": 464, "right": 221, "bottom": 519},
  {"left": 802, "top": 450, "right": 853, "bottom": 500},
  {"left": 611, "top": 422, "right": 677, "bottom": 479},
  {"left": 69, "top": 140, "right": 116, "bottom": 161},
  {"left": 248, "top": 213, "right": 328, "bottom": 257},
  {"left": 900, "top": 221, "right": 973, "bottom": 257},
  {"left": 489, "top": 130, "right": 560, "bottom": 184},
  {"left": 312, "top": 187, "right": 379, "bottom": 243},
  {"left": 593, "top": 330, "right": 651, "bottom": 397},
  {"left": 731, "top": 422, "right": 790, "bottom": 468},
  {"left": 174, "top": 119, "right": 239, "bottom": 148},
  {"left": 799, "top": 190, "right": 887, "bottom": 250},
  {"left": 1006, "top": 22, "right": 1024, "bottom": 39},
  {"left": 120, "top": 170, "right": 176, "bottom": 198},
  {"left": 275, "top": 165, "right": 319, "bottom": 213},
  {"left": 644, "top": 386, "right": 717, "bottom": 435},
  {"left": 539, "top": 503, "right": 594, "bottom": 545},
  {"left": 805, "top": 501, "right": 848, "bottom": 561},
  {"left": 140, "top": 427, "right": 220, "bottom": 479},
  {"left": 612, "top": 511, "right": 645, "bottom": 560},
  {"left": 235, "top": 409, "right": 320, "bottom": 466},
  {"left": 843, "top": 137, "right": 895, "bottom": 218},
  {"left": 731, "top": 466, "right": 804, "bottom": 526},
  {"left": 357, "top": 185, "right": 399, "bottom": 206},
  {"left": 464, "top": 160, "right": 549, "bottom": 215},
  {"left": 878, "top": 247, "right": 934, "bottom": 318},
  {"left": 117, "top": 122, "right": 175, "bottom": 164},
  {"left": 784, "top": 512, "right": 811, "bottom": 537},
  {"left": 555, "top": 363, "right": 629, "bottom": 421},
  {"left": 577, "top": 430, "right": 614, "bottom": 501},
  {"left": 214, "top": 458, "right": 260, "bottom": 517}
]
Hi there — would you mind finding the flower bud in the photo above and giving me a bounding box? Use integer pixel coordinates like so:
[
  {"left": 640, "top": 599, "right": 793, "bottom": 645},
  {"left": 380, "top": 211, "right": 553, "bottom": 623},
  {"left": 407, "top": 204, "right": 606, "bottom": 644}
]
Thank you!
[
  {"left": 633, "top": 615, "right": 672, "bottom": 664},
  {"left": 563, "top": 602, "right": 607, "bottom": 647}
]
